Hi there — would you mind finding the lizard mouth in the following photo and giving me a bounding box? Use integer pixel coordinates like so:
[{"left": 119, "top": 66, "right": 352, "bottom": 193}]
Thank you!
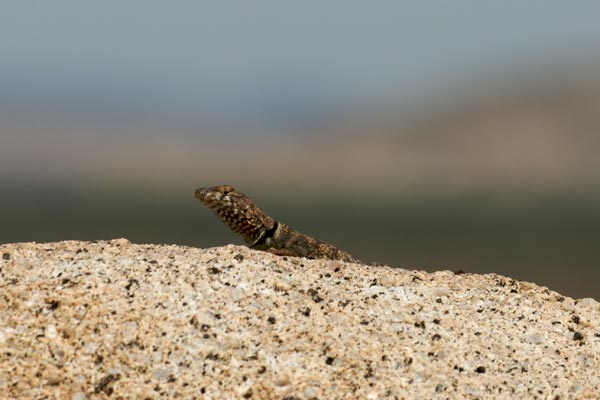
[
  {"left": 194, "top": 188, "right": 219, "bottom": 206},
  {"left": 194, "top": 188, "right": 207, "bottom": 202}
]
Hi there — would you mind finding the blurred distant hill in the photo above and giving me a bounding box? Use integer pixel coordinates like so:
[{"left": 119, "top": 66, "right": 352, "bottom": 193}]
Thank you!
[
  {"left": 1, "top": 71, "right": 599, "bottom": 198},
  {"left": 333, "top": 73, "right": 600, "bottom": 196}
]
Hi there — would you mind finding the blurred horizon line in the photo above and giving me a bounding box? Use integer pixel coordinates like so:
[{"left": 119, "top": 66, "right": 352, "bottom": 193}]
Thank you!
[{"left": 2, "top": 57, "right": 600, "bottom": 132}]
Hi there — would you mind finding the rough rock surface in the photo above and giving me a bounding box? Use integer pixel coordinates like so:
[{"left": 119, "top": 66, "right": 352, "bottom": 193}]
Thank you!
[{"left": 1, "top": 239, "right": 599, "bottom": 399}]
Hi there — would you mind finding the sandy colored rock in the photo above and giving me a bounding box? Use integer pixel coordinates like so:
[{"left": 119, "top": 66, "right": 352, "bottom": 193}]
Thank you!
[{"left": 1, "top": 239, "right": 599, "bottom": 399}]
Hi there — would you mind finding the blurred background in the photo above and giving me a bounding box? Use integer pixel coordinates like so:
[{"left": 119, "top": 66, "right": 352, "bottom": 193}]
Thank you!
[{"left": 1, "top": 1, "right": 599, "bottom": 299}]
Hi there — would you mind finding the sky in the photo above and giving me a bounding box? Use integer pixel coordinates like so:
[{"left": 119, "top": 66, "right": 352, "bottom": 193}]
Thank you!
[{"left": 2, "top": 1, "right": 600, "bottom": 126}]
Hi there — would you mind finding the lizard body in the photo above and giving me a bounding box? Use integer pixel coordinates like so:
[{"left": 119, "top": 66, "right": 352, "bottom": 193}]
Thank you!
[{"left": 195, "top": 185, "right": 360, "bottom": 263}]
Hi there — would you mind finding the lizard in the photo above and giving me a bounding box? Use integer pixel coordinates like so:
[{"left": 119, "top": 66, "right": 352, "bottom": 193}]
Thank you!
[{"left": 195, "top": 185, "right": 361, "bottom": 263}]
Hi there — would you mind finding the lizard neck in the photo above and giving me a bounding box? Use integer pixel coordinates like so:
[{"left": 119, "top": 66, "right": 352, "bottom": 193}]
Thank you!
[{"left": 249, "top": 220, "right": 279, "bottom": 248}]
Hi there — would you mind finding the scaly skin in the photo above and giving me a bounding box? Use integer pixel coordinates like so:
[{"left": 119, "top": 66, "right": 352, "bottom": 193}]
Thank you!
[{"left": 195, "top": 185, "right": 360, "bottom": 263}]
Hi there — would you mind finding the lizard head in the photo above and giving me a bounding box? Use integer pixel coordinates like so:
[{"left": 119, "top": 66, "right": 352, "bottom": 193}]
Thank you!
[
  {"left": 195, "top": 185, "right": 235, "bottom": 204},
  {"left": 195, "top": 185, "right": 276, "bottom": 246}
]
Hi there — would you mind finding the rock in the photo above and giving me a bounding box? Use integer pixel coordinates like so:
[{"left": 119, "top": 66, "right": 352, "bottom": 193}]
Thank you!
[{"left": 1, "top": 239, "right": 599, "bottom": 399}]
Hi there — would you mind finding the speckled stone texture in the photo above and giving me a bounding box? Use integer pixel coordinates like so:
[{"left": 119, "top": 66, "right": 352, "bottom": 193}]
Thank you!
[{"left": 1, "top": 239, "right": 599, "bottom": 399}]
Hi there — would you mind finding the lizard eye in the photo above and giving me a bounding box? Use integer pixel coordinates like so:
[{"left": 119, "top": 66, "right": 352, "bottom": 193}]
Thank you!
[{"left": 221, "top": 185, "right": 234, "bottom": 194}]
